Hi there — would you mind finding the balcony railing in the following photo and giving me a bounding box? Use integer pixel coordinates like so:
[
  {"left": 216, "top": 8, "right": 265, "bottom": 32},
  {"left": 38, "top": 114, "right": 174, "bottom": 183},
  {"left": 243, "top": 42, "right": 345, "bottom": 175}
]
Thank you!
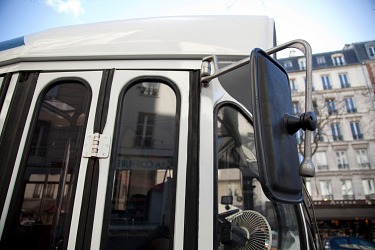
[
  {"left": 341, "top": 83, "right": 351, "bottom": 88},
  {"left": 322, "top": 195, "right": 334, "bottom": 201},
  {"left": 333, "top": 135, "right": 343, "bottom": 141},
  {"left": 359, "top": 162, "right": 371, "bottom": 169},
  {"left": 347, "top": 108, "right": 357, "bottom": 113},
  {"left": 328, "top": 109, "right": 338, "bottom": 116},
  {"left": 318, "top": 165, "right": 329, "bottom": 171},
  {"left": 343, "top": 194, "right": 355, "bottom": 200},
  {"left": 338, "top": 164, "right": 349, "bottom": 169},
  {"left": 352, "top": 134, "right": 363, "bottom": 140}
]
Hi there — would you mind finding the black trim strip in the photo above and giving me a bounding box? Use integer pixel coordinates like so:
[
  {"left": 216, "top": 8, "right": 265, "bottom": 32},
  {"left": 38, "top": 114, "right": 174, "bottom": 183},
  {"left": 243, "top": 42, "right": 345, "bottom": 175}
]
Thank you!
[
  {"left": 183, "top": 71, "right": 200, "bottom": 250},
  {"left": 94, "top": 69, "right": 115, "bottom": 132},
  {"left": 76, "top": 69, "right": 114, "bottom": 250},
  {"left": 75, "top": 159, "right": 99, "bottom": 250},
  {"left": 0, "top": 73, "right": 12, "bottom": 111},
  {"left": 0, "top": 72, "right": 39, "bottom": 216}
]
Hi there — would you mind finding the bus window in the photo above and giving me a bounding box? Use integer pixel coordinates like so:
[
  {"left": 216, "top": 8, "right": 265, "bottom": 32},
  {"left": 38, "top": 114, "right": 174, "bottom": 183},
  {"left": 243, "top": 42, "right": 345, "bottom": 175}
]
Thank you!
[
  {"left": 103, "top": 80, "right": 179, "bottom": 250},
  {"left": 215, "top": 105, "right": 302, "bottom": 249},
  {"left": 1, "top": 82, "right": 91, "bottom": 250}
]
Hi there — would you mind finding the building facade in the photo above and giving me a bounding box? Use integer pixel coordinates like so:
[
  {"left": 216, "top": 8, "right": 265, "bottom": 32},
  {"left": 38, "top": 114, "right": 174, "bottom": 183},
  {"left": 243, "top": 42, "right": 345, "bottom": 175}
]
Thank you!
[{"left": 278, "top": 40, "right": 375, "bottom": 241}]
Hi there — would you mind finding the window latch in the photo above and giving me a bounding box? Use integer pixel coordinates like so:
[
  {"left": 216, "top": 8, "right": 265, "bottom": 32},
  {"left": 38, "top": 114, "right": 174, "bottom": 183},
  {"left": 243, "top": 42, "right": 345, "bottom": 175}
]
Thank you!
[{"left": 82, "top": 133, "right": 111, "bottom": 158}]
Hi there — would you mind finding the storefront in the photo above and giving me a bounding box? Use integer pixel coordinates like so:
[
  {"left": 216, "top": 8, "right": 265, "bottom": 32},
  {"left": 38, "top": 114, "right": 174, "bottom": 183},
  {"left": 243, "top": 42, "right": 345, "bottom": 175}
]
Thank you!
[{"left": 313, "top": 199, "right": 375, "bottom": 241}]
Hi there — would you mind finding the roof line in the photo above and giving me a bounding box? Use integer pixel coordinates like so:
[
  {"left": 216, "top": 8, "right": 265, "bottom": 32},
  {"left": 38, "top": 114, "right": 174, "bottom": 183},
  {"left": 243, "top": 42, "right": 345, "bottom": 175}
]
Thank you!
[{"left": 0, "top": 54, "right": 211, "bottom": 67}]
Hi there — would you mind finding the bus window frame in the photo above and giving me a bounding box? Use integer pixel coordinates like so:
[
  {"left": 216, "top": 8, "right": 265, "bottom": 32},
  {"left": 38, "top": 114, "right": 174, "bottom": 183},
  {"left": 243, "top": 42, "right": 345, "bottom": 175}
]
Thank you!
[
  {"left": 213, "top": 101, "right": 255, "bottom": 248},
  {"left": 0, "top": 77, "right": 92, "bottom": 250},
  {"left": 100, "top": 75, "right": 182, "bottom": 250},
  {"left": 213, "top": 101, "right": 306, "bottom": 250}
]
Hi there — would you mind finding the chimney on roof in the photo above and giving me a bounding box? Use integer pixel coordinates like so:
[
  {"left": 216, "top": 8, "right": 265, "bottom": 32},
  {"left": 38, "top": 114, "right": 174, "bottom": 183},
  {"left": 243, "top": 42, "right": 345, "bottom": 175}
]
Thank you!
[
  {"left": 343, "top": 44, "right": 352, "bottom": 50},
  {"left": 289, "top": 50, "right": 296, "bottom": 57}
]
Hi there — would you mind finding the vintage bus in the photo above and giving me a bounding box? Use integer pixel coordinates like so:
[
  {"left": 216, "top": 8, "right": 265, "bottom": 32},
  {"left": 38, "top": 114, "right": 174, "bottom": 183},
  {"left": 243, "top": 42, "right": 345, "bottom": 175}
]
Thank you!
[{"left": 0, "top": 16, "right": 319, "bottom": 249}]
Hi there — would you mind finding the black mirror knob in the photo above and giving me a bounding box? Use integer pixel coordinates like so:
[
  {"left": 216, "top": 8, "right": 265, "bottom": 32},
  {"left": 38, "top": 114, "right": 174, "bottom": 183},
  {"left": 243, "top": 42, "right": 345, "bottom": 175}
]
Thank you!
[{"left": 284, "top": 112, "right": 317, "bottom": 135}]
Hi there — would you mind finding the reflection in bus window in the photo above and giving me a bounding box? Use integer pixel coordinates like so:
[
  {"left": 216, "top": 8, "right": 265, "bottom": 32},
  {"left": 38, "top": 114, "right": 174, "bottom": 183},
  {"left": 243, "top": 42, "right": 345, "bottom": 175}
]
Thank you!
[
  {"left": 1, "top": 82, "right": 90, "bottom": 250},
  {"left": 215, "top": 105, "right": 301, "bottom": 250},
  {"left": 104, "top": 81, "right": 178, "bottom": 250}
]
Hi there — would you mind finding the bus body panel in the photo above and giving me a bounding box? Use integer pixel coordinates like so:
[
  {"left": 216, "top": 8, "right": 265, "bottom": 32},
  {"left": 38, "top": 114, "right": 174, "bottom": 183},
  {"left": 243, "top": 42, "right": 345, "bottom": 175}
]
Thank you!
[
  {"left": 0, "top": 15, "right": 314, "bottom": 250},
  {"left": 0, "top": 16, "right": 274, "bottom": 65}
]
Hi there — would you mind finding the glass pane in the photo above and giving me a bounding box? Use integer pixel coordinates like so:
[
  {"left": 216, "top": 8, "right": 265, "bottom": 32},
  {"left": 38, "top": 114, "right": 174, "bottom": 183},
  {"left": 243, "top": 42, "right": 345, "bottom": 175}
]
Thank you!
[
  {"left": 215, "top": 105, "right": 301, "bottom": 250},
  {"left": 5, "top": 82, "right": 90, "bottom": 250},
  {"left": 106, "top": 81, "right": 178, "bottom": 250}
]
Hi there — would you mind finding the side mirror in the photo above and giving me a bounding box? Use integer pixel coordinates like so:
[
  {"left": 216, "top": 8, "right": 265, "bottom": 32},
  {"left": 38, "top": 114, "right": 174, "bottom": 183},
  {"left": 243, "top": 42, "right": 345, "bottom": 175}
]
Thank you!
[{"left": 250, "top": 48, "right": 303, "bottom": 203}]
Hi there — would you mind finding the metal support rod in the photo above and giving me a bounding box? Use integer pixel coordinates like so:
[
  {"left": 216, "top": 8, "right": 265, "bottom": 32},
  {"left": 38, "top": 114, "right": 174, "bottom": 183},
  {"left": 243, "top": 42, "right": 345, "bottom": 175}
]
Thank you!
[{"left": 201, "top": 56, "right": 250, "bottom": 85}]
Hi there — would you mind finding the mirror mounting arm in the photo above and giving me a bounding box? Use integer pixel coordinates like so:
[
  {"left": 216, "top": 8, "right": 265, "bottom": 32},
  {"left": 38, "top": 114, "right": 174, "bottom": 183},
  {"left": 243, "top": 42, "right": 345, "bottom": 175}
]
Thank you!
[
  {"left": 200, "top": 39, "right": 316, "bottom": 177},
  {"left": 266, "top": 39, "right": 316, "bottom": 177}
]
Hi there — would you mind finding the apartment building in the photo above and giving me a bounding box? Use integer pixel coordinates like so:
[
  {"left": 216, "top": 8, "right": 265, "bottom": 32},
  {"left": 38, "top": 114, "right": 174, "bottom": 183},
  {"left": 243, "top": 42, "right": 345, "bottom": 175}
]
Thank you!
[{"left": 278, "top": 40, "right": 375, "bottom": 240}]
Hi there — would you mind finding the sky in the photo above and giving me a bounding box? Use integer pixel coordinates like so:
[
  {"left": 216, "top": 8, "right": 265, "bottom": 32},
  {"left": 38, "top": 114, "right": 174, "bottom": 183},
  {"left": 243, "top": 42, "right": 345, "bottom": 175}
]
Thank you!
[{"left": 0, "top": 0, "right": 374, "bottom": 58}]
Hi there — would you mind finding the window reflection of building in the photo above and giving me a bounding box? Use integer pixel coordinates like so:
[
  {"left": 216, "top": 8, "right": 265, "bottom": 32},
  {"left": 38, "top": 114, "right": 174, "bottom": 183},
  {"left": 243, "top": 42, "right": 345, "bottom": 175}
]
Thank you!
[
  {"left": 4, "top": 82, "right": 90, "bottom": 250},
  {"left": 215, "top": 105, "right": 301, "bottom": 249},
  {"left": 140, "top": 82, "right": 159, "bottom": 96},
  {"left": 105, "top": 80, "right": 178, "bottom": 250},
  {"left": 135, "top": 112, "right": 155, "bottom": 147}
]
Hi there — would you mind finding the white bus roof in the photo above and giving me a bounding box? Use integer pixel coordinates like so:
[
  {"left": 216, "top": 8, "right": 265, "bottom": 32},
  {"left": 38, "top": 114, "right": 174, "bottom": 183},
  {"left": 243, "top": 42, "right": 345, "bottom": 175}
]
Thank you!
[{"left": 0, "top": 15, "right": 275, "bottom": 64}]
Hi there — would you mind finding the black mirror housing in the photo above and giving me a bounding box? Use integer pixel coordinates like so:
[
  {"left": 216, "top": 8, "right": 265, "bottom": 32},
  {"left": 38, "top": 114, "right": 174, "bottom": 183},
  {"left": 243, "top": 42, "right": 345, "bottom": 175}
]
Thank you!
[{"left": 250, "top": 48, "right": 303, "bottom": 204}]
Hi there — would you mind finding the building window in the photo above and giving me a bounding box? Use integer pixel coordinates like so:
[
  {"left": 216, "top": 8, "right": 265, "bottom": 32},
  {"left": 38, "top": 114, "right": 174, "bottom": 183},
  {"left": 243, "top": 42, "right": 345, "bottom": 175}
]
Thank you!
[
  {"left": 344, "top": 97, "right": 357, "bottom": 113},
  {"left": 298, "top": 58, "right": 306, "bottom": 70},
  {"left": 332, "top": 54, "right": 345, "bottom": 66},
  {"left": 313, "top": 152, "right": 329, "bottom": 170},
  {"left": 292, "top": 101, "right": 300, "bottom": 115},
  {"left": 350, "top": 121, "right": 363, "bottom": 140},
  {"left": 289, "top": 79, "right": 297, "bottom": 92},
  {"left": 368, "top": 46, "right": 375, "bottom": 58},
  {"left": 362, "top": 179, "right": 375, "bottom": 199},
  {"left": 336, "top": 151, "right": 349, "bottom": 169},
  {"left": 320, "top": 181, "right": 333, "bottom": 200},
  {"left": 341, "top": 180, "right": 354, "bottom": 200},
  {"left": 326, "top": 98, "right": 337, "bottom": 115},
  {"left": 331, "top": 123, "right": 343, "bottom": 141},
  {"left": 135, "top": 112, "right": 155, "bottom": 148},
  {"left": 317, "top": 56, "right": 326, "bottom": 64},
  {"left": 140, "top": 82, "right": 160, "bottom": 96},
  {"left": 339, "top": 73, "right": 350, "bottom": 88},
  {"left": 283, "top": 60, "right": 293, "bottom": 68},
  {"left": 321, "top": 75, "right": 332, "bottom": 90},
  {"left": 356, "top": 149, "right": 370, "bottom": 168}
]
